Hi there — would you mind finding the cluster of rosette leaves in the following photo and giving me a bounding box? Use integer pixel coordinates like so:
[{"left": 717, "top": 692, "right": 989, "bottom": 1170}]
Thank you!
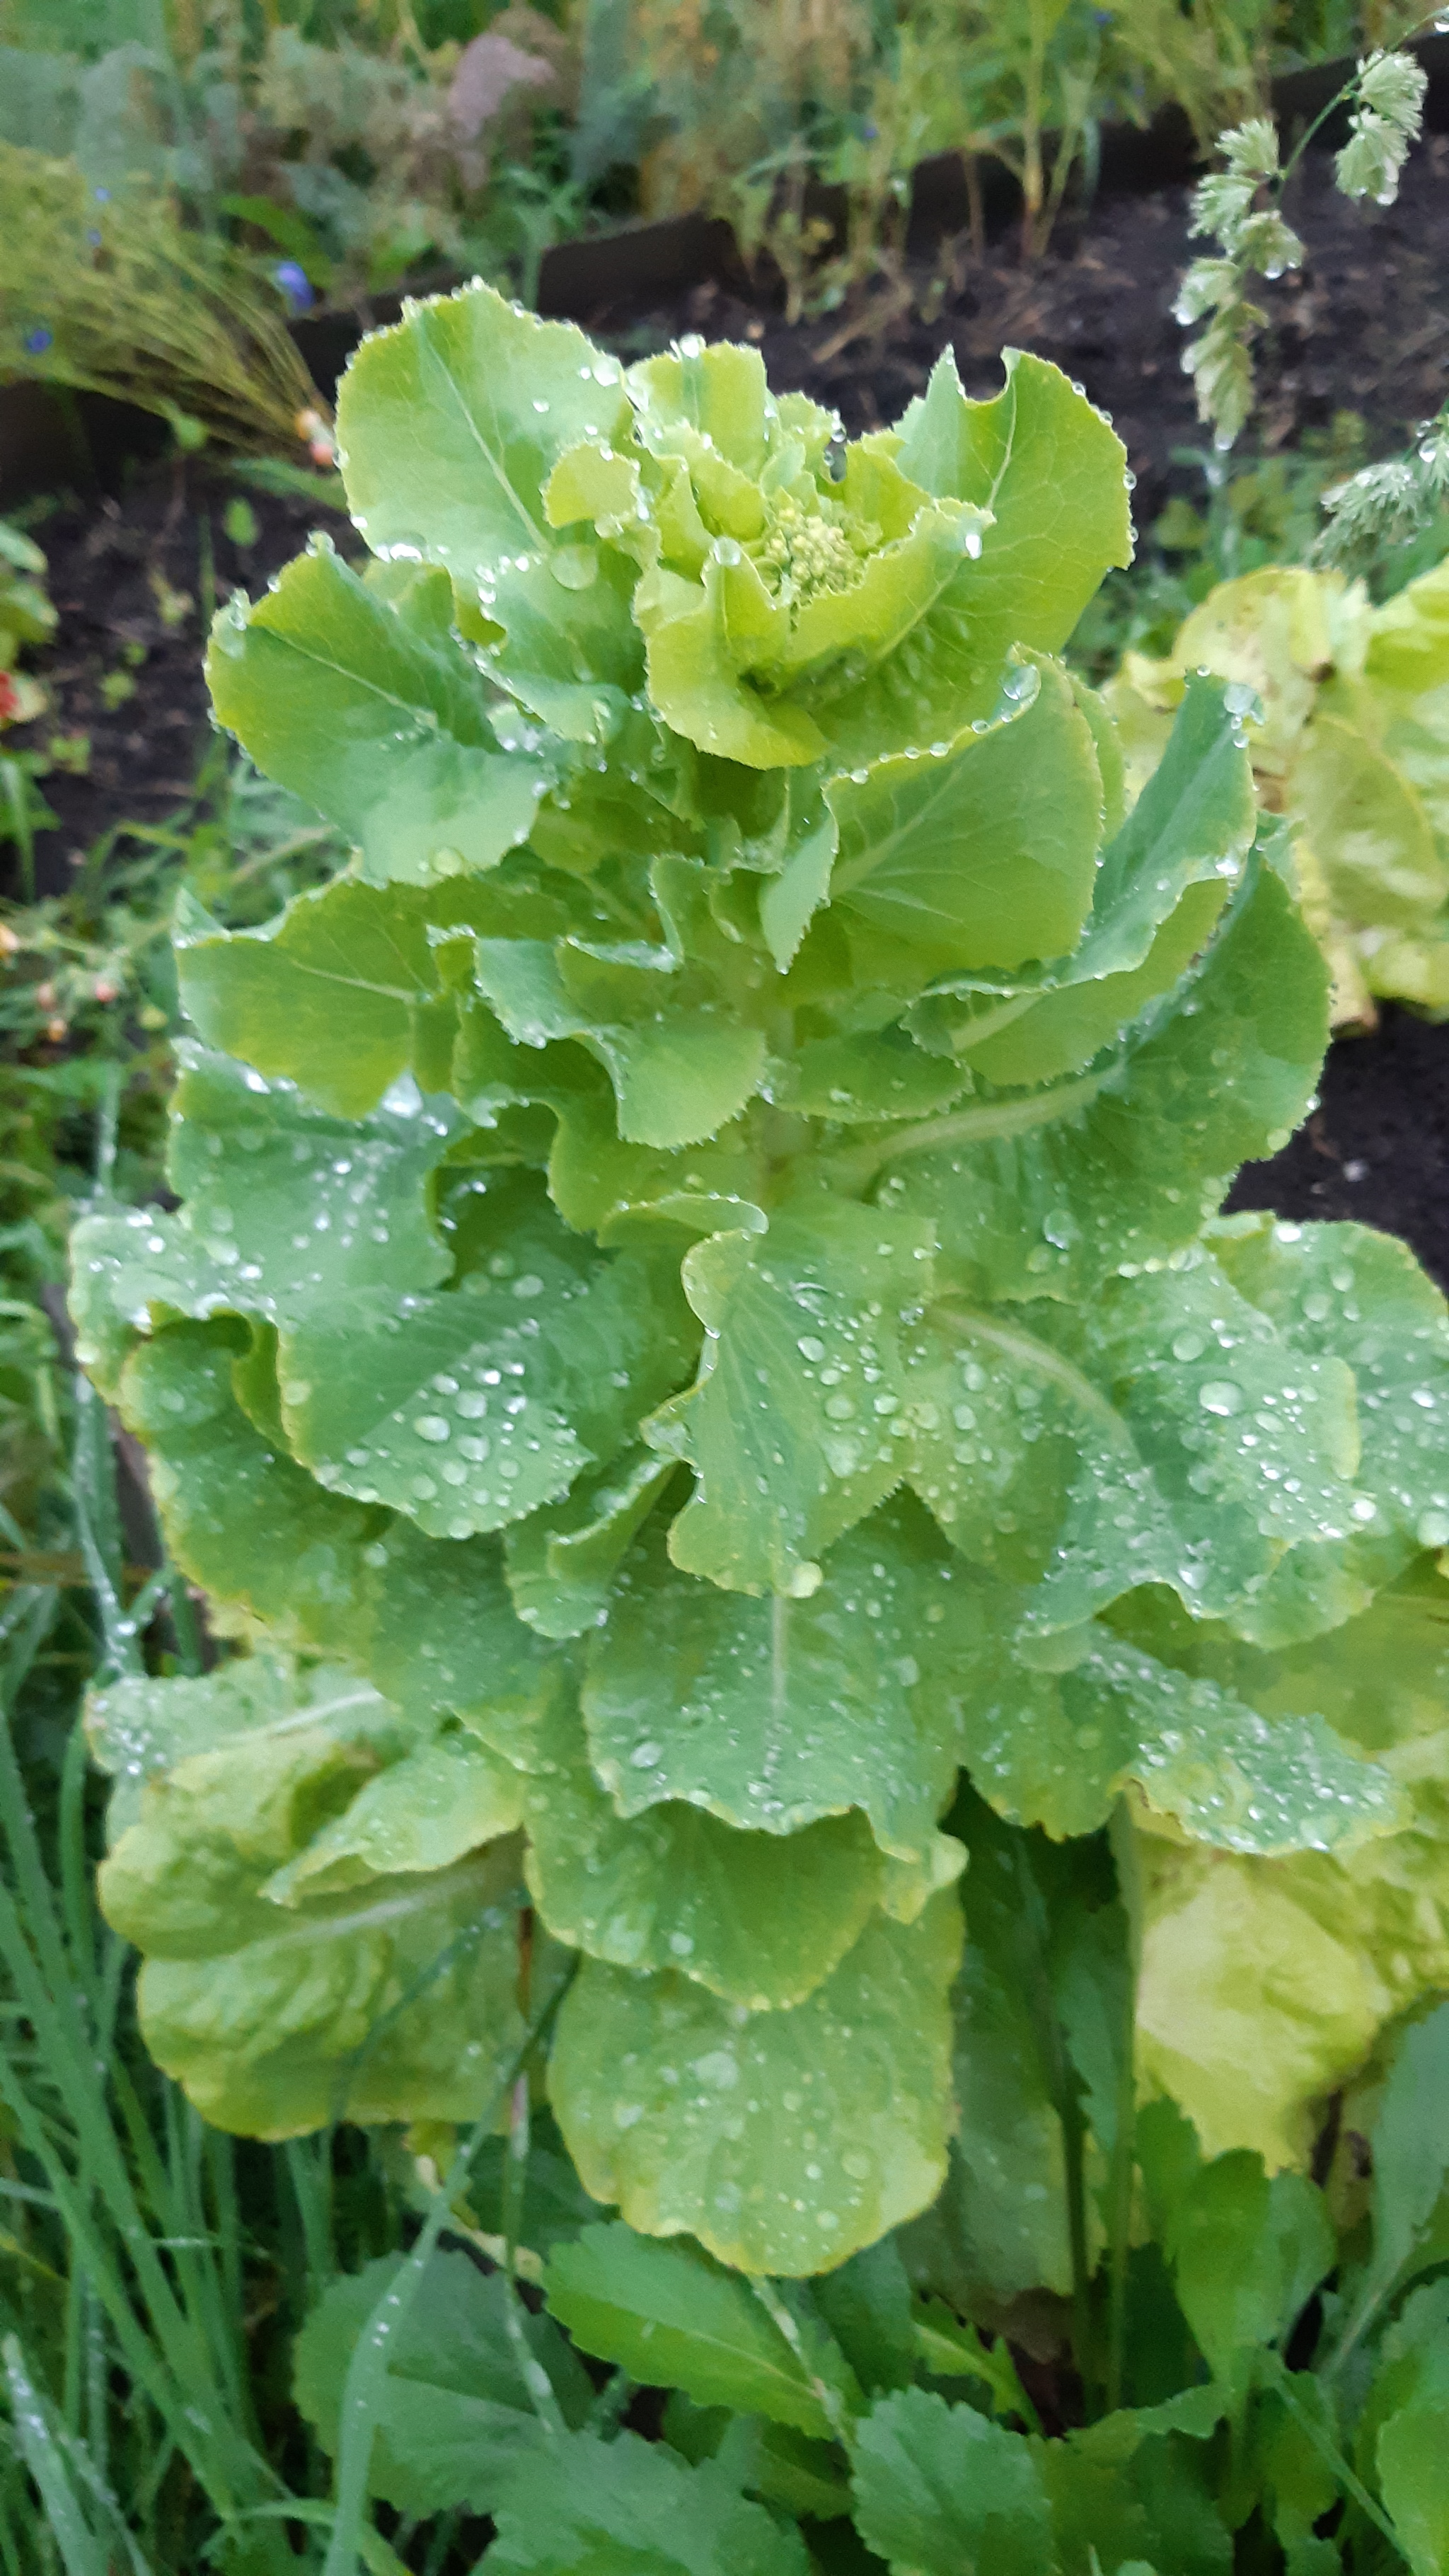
[
  {"left": 72, "top": 286, "right": 1449, "bottom": 2282},
  {"left": 1109, "top": 555, "right": 1449, "bottom": 1031}
]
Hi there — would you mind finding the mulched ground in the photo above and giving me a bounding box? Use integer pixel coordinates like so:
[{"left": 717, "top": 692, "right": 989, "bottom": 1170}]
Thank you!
[{"left": 6, "top": 125, "right": 1449, "bottom": 1281}]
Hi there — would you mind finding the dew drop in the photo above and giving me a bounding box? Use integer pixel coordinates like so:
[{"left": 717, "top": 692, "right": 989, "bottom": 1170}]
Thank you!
[{"left": 1199, "top": 1379, "right": 1245, "bottom": 1416}]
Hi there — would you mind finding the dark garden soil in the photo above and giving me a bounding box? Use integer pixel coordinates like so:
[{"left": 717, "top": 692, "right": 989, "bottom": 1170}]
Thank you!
[
  {"left": 7, "top": 125, "right": 1449, "bottom": 1281},
  {"left": 13, "top": 470, "right": 356, "bottom": 889}
]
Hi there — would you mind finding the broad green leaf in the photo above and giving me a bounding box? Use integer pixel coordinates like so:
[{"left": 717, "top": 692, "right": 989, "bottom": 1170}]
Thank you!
[
  {"left": 337, "top": 284, "right": 633, "bottom": 586},
  {"left": 1020, "top": 1258, "right": 1362, "bottom": 1641},
  {"left": 901, "top": 1796, "right": 1086, "bottom": 2308},
  {"left": 1334, "top": 2004, "right": 1449, "bottom": 2358},
  {"left": 637, "top": 548, "right": 827, "bottom": 768},
  {"left": 647, "top": 1197, "right": 935, "bottom": 1595},
  {"left": 850, "top": 2387, "right": 1058, "bottom": 2576},
  {"left": 545, "top": 1065, "right": 767, "bottom": 1240},
  {"left": 1363, "top": 2291, "right": 1449, "bottom": 2572},
  {"left": 549, "top": 1897, "right": 962, "bottom": 2275},
  {"left": 293, "top": 2250, "right": 591, "bottom": 2517},
  {"left": 69, "top": 1044, "right": 455, "bottom": 1399},
  {"left": 207, "top": 539, "right": 545, "bottom": 884},
  {"left": 174, "top": 877, "right": 447, "bottom": 1118},
  {"left": 466, "top": 538, "right": 645, "bottom": 744},
  {"left": 583, "top": 1503, "right": 967, "bottom": 1863},
  {"left": 357, "top": 1513, "right": 568, "bottom": 1748},
  {"left": 104, "top": 1774, "right": 533, "bottom": 2138},
  {"left": 901, "top": 1253, "right": 1366, "bottom": 1639},
  {"left": 542, "top": 2223, "right": 834, "bottom": 2436},
  {"left": 472, "top": 934, "right": 768, "bottom": 1150},
  {"left": 164, "top": 1045, "right": 455, "bottom": 1304},
  {"left": 1037, "top": 2414, "right": 1231, "bottom": 2576},
  {"left": 1211, "top": 1215, "right": 1449, "bottom": 1577},
  {"left": 906, "top": 677, "right": 1256, "bottom": 1087},
  {"left": 524, "top": 1697, "right": 889, "bottom": 2006},
  {"left": 810, "top": 2236, "right": 917, "bottom": 2397},
  {"left": 487, "top": 2428, "right": 812, "bottom": 2576},
  {"left": 825, "top": 662, "right": 1103, "bottom": 977},
  {"left": 629, "top": 339, "right": 782, "bottom": 477},
  {"left": 276, "top": 1172, "right": 695, "bottom": 1540},
  {"left": 117, "top": 1323, "right": 379, "bottom": 1653},
  {"left": 874, "top": 853, "right": 1328, "bottom": 1302},
  {"left": 891, "top": 349, "right": 1134, "bottom": 664},
  {"left": 774, "top": 1026, "right": 969, "bottom": 1124},
  {"left": 940, "top": 1561, "right": 1399, "bottom": 1854},
  {"left": 114, "top": 1325, "right": 574, "bottom": 1784}
]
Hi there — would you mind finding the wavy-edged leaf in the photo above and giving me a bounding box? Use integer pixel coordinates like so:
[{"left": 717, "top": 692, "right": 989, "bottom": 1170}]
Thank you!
[
  {"left": 70, "top": 1049, "right": 456, "bottom": 1394},
  {"left": 337, "top": 284, "right": 633, "bottom": 585},
  {"left": 504, "top": 1448, "right": 676, "bottom": 1638},
  {"left": 101, "top": 1746, "right": 535, "bottom": 2138},
  {"left": 1293, "top": 711, "right": 1448, "bottom": 932},
  {"left": 207, "top": 539, "right": 545, "bottom": 883},
  {"left": 952, "top": 1576, "right": 1399, "bottom": 1854},
  {"left": 524, "top": 1695, "right": 888, "bottom": 2006},
  {"left": 276, "top": 1174, "right": 693, "bottom": 1539},
  {"left": 583, "top": 1502, "right": 968, "bottom": 1864},
  {"left": 907, "top": 676, "right": 1257, "bottom": 1087},
  {"left": 117, "top": 1322, "right": 380, "bottom": 1652},
  {"left": 174, "top": 877, "right": 448, "bottom": 1118},
  {"left": 850, "top": 2386, "right": 1057, "bottom": 2576},
  {"left": 646, "top": 1196, "right": 935, "bottom": 1595},
  {"left": 873, "top": 852, "right": 1328, "bottom": 1301},
  {"left": 86, "top": 1655, "right": 395, "bottom": 1846},
  {"left": 825, "top": 662, "right": 1103, "bottom": 977},
  {"left": 1211, "top": 1213, "right": 1449, "bottom": 1615},
  {"left": 892, "top": 348, "right": 1133, "bottom": 655},
  {"left": 472, "top": 934, "right": 768, "bottom": 1149},
  {"left": 550, "top": 1896, "right": 962, "bottom": 2275}
]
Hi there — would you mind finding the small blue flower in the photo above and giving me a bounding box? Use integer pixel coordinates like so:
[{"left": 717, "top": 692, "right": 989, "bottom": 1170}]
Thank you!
[
  {"left": 272, "top": 259, "right": 314, "bottom": 313},
  {"left": 24, "top": 325, "right": 53, "bottom": 356},
  {"left": 86, "top": 228, "right": 102, "bottom": 246},
  {"left": 94, "top": 185, "right": 110, "bottom": 202},
  {"left": 862, "top": 120, "right": 878, "bottom": 139}
]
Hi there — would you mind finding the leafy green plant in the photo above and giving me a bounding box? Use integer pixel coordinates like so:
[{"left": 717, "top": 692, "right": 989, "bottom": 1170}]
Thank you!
[
  {"left": 66, "top": 290, "right": 1449, "bottom": 2314},
  {"left": 1107, "top": 553, "right": 1449, "bottom": 1026},
  {"left": 287, "top": 1990, "right": 1449, "bottom": 2571}
]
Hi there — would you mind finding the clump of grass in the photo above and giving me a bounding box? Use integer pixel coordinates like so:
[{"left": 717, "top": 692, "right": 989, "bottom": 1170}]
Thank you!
[{"left": 0, "top": 145, "right": 330, "bottom": 461}]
